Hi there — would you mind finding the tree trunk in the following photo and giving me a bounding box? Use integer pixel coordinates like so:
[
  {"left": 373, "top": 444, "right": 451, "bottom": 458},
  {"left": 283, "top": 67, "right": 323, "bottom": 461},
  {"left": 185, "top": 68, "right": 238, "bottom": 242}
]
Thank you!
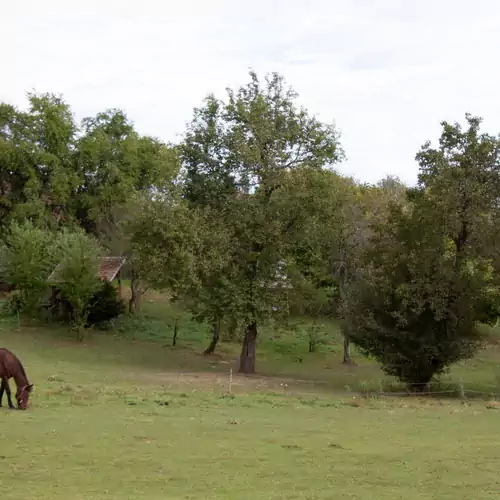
[
  {"left": 172, "top": 319, "right": 178, "bottom": 346},
  {"left": 117, "top": 278, "right": 123, "bottom": 299},
  {"left": 308, "top": 339, "right": 315, "bottom": 353},
  {"left": 343, "top": 336, "right": 353, "bottom": 364},
  {"left": 338, "top": 263, "right": 355, "bottom": 365},
  {"left": 129, "top": 276, "right": 144, "bottom": 313},
  {"left": 76, "top": 326, "right": 85, "bottom": 342},
  {"left": 204, "top": 318, "right": 221, "bottom": 355},
  {"left": 239, "top": 322, "right": 258, "bottom": 374}
]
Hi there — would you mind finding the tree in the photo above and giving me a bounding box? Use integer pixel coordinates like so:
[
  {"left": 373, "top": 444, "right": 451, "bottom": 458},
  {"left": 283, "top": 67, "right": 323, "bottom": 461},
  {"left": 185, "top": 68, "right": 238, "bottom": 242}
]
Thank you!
[
  {"left": 125, "top": 192, "right": 202, "bottom": 301},
  {"left": 85, "top": 281, "right": 125, "bottom": 326},
  {"left": 51, "top": 228, "right": 104, "bottom": 340},
  {"left": 179, "top": 71, "right": 343, "bottom": 373},
  {"left": 345, "top": 114, "right": 500, "bottom": 389},
  {"left": 127, "top": 189, "right": 238, "bottom": 355},
  {"left": 179, "top": 95, "right": 244, "bottom": 351},
  {"left": 279, "top": 172, "right": 408, "bottom": 364},
  {"left": 181, "top": 94, "right": 237, "bottom": 209},
  {"left": 75, "top": 109, "right": 180, "bottom": 307},
  {"left": 0, "top": 221, "right": 58, "bottom": 313},
  {"left": 0, "top": 92, "right": 79, "bottom": 233},
  {"left": 273, "top": 169, "right": 350, "bottom": 315},
  {"left": 75, "top": 110, "right": 176, "bottom": 230},
  {"left": 334, "top": 176, "right": 408, "bottom": 364},
  {"left": 325, "top": 180, "right": 366, "bottom": 364},
  {"left": 0, "top": 222, "right": 106, "bottom": 338}
]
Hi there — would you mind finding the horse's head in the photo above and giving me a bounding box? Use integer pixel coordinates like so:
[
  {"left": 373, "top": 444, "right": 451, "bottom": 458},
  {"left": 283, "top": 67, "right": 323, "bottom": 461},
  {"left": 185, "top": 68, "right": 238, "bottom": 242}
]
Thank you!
[{"left": 16, "top": 384, "right": 33, "bottom": 410}]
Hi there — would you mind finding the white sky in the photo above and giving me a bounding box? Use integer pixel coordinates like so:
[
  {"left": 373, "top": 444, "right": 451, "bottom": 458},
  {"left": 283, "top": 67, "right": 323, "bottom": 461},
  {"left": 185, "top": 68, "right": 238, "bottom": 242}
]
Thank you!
[{"left": 2, "top": 0, "right": 500, "bottom": 185}]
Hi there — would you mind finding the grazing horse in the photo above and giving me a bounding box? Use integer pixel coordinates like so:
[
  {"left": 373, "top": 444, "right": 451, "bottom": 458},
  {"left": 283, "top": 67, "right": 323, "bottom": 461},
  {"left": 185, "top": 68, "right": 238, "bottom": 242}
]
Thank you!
[{"left": 0, "top": 348, "right": 33, "bottom": 410}]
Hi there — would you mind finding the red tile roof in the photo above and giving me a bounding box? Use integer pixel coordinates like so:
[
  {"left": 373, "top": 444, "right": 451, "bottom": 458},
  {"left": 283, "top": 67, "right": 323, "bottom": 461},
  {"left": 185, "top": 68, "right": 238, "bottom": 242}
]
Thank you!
[{"left": 98, "top": 257, "right": 126, "bottom": 281}]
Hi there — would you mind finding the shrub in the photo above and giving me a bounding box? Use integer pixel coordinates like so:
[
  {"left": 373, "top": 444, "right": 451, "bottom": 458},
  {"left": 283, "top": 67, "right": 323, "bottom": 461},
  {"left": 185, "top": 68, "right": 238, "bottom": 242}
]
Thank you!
[
  {"left": 1, "top": 291, "right": 26, "bottom": 317},
  {"left": 0, "top": 221, "right": 57, "bottom": 313},
  {"left": 52, "top": 228, "right": 103, "bottom": 339},
  {"left": 86, "top": 281, "right": 125, "bottom": 326},
  {"left": 344, "top": 200, "right": 491, "bottom": 390}
]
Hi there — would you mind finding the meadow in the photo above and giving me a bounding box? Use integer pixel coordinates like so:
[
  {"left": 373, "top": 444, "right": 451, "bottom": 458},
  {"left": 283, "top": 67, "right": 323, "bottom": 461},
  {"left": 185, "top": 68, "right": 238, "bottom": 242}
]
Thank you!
[{"left": 1, "top": 292, "right": 500, "bottom": 499}]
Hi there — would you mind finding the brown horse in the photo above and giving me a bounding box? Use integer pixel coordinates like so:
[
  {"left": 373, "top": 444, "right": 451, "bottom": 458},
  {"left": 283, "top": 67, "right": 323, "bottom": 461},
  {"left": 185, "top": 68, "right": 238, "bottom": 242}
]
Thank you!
[{"left": 0, "top": 348, "right": 33, "bottom": 410}]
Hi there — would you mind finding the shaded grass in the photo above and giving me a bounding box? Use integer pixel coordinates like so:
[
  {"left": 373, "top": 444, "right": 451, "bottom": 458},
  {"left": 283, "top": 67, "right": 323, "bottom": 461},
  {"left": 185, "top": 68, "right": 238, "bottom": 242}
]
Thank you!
[
  {"left": 4, "top": 289, "right": 500, "bottom": 396},
  {"left": 99, "top": 296, "right": 500, "bottom": 396}
]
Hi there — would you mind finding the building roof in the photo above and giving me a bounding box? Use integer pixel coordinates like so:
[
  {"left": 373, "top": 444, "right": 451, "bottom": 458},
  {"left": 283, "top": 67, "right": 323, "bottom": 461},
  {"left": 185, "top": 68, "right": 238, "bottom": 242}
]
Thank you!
[{"left": 48, "top": 256, "right": 126, "bottom": 284}]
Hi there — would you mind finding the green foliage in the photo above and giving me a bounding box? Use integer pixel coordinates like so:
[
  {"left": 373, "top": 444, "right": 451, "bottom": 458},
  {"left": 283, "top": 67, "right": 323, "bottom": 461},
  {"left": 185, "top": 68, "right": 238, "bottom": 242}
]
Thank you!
[
  {"left": 53, "top": 228, "right": 103, "bottom": 338},
  {"left": 175, "top": 71, "right": 344, "bottom": 371},
  {"left": 304, "top": 322, "right": 329, "bottom": 353},
  {"left": 0, "top": 93, "right": 79, "bottom": 232},
  {"left": 74, "top": 112, "right": 182, "bottom": 312},
  {"left": 5, "top": 80, "right": 500, "bottom": 387},
  {"left": 276, "top": 169, "right": 355, "bottom": 312},
  {"left": 86, "top": 281, "right": 125, "bottom": 326},
  {"left": 0, "top": 222, "right": 106, "bottom": 335},
  {"left": 181, "top": 95, "right": 237, "bottom": 208},
  {"left": 1, "top": 290, "right": 26, "bottom": 317},
  {"left": 344, "top": 226, "right": 487, "bottom": 388},
  {"left": 0, "top": 221, "right": 58, "bottom": 312},
  {"left": 75, "top": 109, "right": 180, "bottom": 237},
  {"left": 126, "top": 194, "right": 201, "bottom": 293},
  {"left": 346, "top": 115, "right": 500, "bottom": 389}
]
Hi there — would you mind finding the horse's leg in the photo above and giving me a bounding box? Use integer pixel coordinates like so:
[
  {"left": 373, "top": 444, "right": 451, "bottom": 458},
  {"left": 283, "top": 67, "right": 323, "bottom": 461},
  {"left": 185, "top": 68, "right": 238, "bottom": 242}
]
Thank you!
[
  {"left": 3, "top": 379, "right": 14, "bottom": 409},
  {"left": 0, "top": 379, "right": 4, "bottom": 407}
]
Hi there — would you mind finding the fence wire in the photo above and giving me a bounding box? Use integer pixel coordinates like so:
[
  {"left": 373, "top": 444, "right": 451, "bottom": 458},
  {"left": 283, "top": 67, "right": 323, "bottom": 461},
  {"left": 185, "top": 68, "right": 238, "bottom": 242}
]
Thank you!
[{"left": 366, "top": 385, "right": 500, "bottom": 399}]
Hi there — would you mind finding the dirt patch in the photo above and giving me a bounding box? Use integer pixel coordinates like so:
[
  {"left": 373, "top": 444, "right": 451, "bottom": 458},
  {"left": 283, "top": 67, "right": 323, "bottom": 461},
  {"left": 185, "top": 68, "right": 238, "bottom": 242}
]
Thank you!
[{"left": 141, "top": 370, "right": 331, "bottom": 395}]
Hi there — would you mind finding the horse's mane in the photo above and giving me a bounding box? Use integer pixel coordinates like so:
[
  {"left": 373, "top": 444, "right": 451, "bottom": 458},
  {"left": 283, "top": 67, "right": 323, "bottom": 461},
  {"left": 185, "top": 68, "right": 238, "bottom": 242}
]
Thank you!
[
  {"left": 13, "top": 352, "right": 28, "bottom": 382},
  {"left": 17, "top": 359, "right": 28, "bottom": 380}
]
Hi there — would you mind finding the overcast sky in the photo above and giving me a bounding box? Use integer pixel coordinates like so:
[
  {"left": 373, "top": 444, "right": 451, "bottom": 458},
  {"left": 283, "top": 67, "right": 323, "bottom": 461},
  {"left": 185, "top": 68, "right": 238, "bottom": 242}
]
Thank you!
[{"left": 2, "top": 0, "right": 499, "bottom": 185}]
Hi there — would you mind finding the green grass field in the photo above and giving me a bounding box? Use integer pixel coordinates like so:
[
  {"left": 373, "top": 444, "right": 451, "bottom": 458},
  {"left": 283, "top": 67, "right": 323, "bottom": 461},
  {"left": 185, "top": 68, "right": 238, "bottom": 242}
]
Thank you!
[{"left": 2, "top": 292, "right": 500, "bottom": 499}]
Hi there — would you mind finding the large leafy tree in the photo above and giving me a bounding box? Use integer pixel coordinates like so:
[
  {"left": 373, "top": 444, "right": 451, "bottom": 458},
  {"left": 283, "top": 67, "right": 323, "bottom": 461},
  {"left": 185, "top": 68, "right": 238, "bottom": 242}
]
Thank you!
[
  {"left": 51, "top": 228, "right": 104, "bottom": 340},
  {"left": 181, "top": 95, "right": 237, "bottom": 209},
  {"left": 74, "top": 109, "right": 180, "bottom": 306},
  {"left": 179, "top": 71, "right": 343, "bottom": 373},
  {"left": 0, "top": 221, "right": 58, "bottom": 312},
  {"left": 0, "top": 221, "right": 104, "bottom": 339},
  {"left": 345, "top": 114, "right": 500, "bottom": 389},
  {"left": 75, "top": 109, "right": 179, "bottom": 234},
  {"left": 334, "top": 176, "right": 408, "bottom": 363},
  {"left": 283, "top": 172, "right": 408, "bottom": 364},
  {"left": 0, "top": 92, "right": 79, "bottom": 232}
]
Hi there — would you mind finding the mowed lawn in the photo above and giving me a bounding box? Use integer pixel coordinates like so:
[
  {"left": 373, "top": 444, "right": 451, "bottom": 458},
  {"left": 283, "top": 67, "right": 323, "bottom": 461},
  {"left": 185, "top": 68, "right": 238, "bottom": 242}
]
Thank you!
[{"left": 1, "top": 321, "right": 500, "bottom": 499}]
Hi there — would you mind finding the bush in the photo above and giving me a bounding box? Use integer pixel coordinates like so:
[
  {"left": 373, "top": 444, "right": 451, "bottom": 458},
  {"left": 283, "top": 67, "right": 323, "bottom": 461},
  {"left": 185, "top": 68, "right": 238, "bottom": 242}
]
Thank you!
[
  {"left": 86, "top": 281, "right": 125, "bottom": 326},
  {"left": 52, "top": 228, "right": 104, "bottom": 339},
  {"left": 1, "top": 291, "right": 26, "bottom": 317},
  {"left": 344, "top": 199, "right": 490, "bottom": 390},
  {"left": 345, "top": 279, "right": 483, "bottom": 390},
  {"left": 0, "top": 221, "right": 57, "bottom": 313},
  {"left": 306, "top": 323, "right": 328, "bottom": 353}
]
